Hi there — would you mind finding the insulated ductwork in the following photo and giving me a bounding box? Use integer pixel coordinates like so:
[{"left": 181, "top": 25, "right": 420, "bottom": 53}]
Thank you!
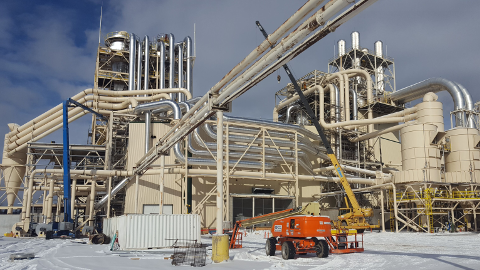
[
  {"left": 144, "top": 35, "right": 151, "bottom": 153},
  {"left": 168, "top": 33, "right": 175, "bottom": 100},
  {"left": 184, "top": 36, "right": 193, "bottom": 96},
  {"left": 285, "top": 104, "right": 301, "bottom": 124},
  {"left": 176, "top": 43, "right": 184, "bottom": 101},
  {"left": 455, "top": 82, "right": 475, "bottom": 128},
  {"left": 389, "top": 78, "right": 465, "bottom": 127},
  {"left": 128, "top": 33, "right": 136, "bottom": 93}
]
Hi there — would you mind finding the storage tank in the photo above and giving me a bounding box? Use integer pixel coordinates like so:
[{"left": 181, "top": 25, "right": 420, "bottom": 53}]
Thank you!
[{"left": 444, "top": 128, "right": 480, "bottom": 183}]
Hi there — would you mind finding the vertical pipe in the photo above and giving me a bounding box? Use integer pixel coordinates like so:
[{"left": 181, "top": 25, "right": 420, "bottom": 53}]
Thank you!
[
  {"left": 176, "top": 43, "right": 184, "bottom": 101},
  {"left": 168, "top": 33, "right": 176, "bottom": 100},
  {"left": 380, "top": 189, "right": 385, "bottom": 232},
  {"left": 89, "top": 180, "right": 96, "bottom": 227},
  {"left": 46, "top": 179, "right": 54, "bottom": 223},
  {"left": 137, "top": 40, "right": 142, "bottom": 92},
  {"left": 128, "top": 33, "right": 136, "bottom": 94},
  {"left": 71, "top": 178, "right": 76, "bottom": 221},
  {"left": 107, "top": 177, "right": 112, "bottom": 218},
  {"left": 184, "top": 36, "right": 193, "bottom": 96},
  {"left": 144, "top": 35, "right": 151, "bottom": 153},
  {"left": 62, "top": 100, "right": 71, "bottom": 222},
  {"left": 216, "top": 111, "right": 224, "bottom": 234},
  {"left": 135, "top": 174, "right": 139, "bottom": 214},
  {"left": 344, "top": 74, "right": 350, "bottom": 121},
  {"left": 158, "top": 41, "right": 165, "bottom": 89},
  {"left": 159, "top": 155, "right": 165, "bottom": 214}
]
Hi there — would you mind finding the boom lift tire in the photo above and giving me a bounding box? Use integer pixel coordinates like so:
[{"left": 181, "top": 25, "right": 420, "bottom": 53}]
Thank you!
[
  {"left": 282, "top": 241, "right": 296, "bottom": 260},
  {"left": 315, "top": 239, "right": 329, "bottom": 258},
  {"left": 357, "top": 229, "right": 365, "bottom": 233},
  {"left": 266, "top": 238, "right": 277, "bottom": 256}
]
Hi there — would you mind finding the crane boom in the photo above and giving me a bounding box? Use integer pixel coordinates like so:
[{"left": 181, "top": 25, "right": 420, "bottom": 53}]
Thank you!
[{"left": 255, "top": 21, "right": 360, "bottom": 211}]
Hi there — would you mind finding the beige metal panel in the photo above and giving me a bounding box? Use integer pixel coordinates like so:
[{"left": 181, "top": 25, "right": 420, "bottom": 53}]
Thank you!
[
  {"left": 415, "top": 100, "right": 444, "bottom": 132},
  {"left": 124, "top": 123, "right": 182, "bottom": 214},
  {"left": 400, "top": 124, "right": 441, "bottom": 180},
  {"left": 372, "top": 123, "right": 402, "bottom": 169},
  {"left": 103, "top": 214, "right": 201, "bottom": 250}
]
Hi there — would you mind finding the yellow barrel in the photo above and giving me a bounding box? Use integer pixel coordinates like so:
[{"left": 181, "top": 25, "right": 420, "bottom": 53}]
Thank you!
[{"left": 211, "top": 235, "right": 229, "bottom": 263}]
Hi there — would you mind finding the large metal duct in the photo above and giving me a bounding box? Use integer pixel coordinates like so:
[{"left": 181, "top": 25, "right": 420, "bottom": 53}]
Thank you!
[
  {"left": 455, "top": 82, "right": 475, "bottom": 128},
  {"left": 176, "top": 43, "right": 184, "bottom": 101},
  {"left": 389, "top": 78, "right": 465, "bottom": 127},
  {"left": 168, "top": 33, "right": 175, "bottom": 100},
  {"left": 134, "top": 100, "right": 182, "bottom": 116},
  {"left": 174, "top": 102, "right": 276, "bottom": 170},
  {"left": 157, "top": 40, "right": 165, "bottom": 89},
  {"left": 144, "top": 35, "right": 151, "bottom": 154},
  {"left": 184, "top": 36, "right": 193, "bottom": 96},
  {"left": 203, "top": 122, "right": 328, "bottom": 160},
  {"left": 128, "top": 33, "right": 136, "bottom": 93},
  {"left": 136, "top": 39, "right": 142, "bottom": 91},
  {"left": 285, "top": 104, "right": 300, "bottom": 124}
]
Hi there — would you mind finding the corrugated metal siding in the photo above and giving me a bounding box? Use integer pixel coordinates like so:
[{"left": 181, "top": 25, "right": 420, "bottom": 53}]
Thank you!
[
  {"left": 124, "top": 123, "right": 182, "bottom": 214},
  {"left": 103, "top": 214, "right": 201, "bottom": 250}
]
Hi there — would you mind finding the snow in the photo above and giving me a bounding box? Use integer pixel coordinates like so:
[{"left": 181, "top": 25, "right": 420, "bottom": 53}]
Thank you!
[{"left": 1, "top": 231, "right": 479, "bottom": 270}]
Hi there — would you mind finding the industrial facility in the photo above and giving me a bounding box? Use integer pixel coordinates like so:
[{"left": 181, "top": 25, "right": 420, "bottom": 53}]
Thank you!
[{"left": 1, "top": 0, "right": 479, "bottom": 261}]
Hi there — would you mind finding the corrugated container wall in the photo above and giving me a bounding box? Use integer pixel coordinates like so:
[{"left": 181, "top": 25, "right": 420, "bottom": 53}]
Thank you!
[{"left": 103, "top": 214, "right": 201, "bottom": 250}]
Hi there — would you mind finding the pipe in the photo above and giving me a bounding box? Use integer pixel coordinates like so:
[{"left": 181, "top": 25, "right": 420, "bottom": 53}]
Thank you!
[
  {"left": 216, "top": 111, "right": 223, "bottom": 233},
  {"left": 332, "top": 84, "right": 341, "bottom": 123},
  {"left": 88, "top": 180, "right": 96, "bottom": 226},
  {"left": 6, "top": 88, "right": 191, "bottom": 144},
  {"left": 176, "top": 42, "right": 184, "bottom": 101},
  {"left": 285, "top": 104, "right": 300, "bottom": 124},
  {"left": 136, "top": 39, "right": 142, "bottom": 92},
  {"left": 184, "top": 36, "right": 193, "bottom": 96},
  {"left": 168, "top": 33, "right": 175, "bottom": 100},
  {"left": 144, "top": 35, "right": 151, "bottom": 154},
  {"left": 208, "top": 0, "right": 326, "bottom": 96},
  {"left": 318, "top": 85, "right": 417, "bottom": 129},
  {"left": 350, "top": 121, "right": 412, "bottom": 142},
  {"left": 158, "top": 40, "right": 165, "bottom": 89},
  {"left": 455, "top": 82, "right": 475, "bottom": 128},
  {"left": 350, "top": 88, "right": 358, "bottom": 120},
  {"left": 135, "top": 0, "right": 378, "bottom": 173},
  {"left": 128, "top": 33, "right": 136, "bottom": 93},
  {"left": 134, "top": 99, "right": 182, "bottom": 116},
  {"left": 344, "top": 74, "right": 350, "bottom": 121},
  {"left": 203, "top": 122, "right": 328, "bottom": 160},
  {"left": 214, "top": 0, "right": 354, "bottom": 104},
  {"left": 389, "top": 78, "right": 465, "bottom": 126}
]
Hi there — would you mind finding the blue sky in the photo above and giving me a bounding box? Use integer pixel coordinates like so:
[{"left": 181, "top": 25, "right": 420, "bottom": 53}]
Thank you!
[{"left": 1, "top": 0, "right": 479, "bottom": 146}]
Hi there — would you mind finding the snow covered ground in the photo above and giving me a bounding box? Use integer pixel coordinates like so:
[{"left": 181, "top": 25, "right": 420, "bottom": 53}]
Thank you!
[{"left": 1, "top": 231, "right": 479, "bottom": 270}]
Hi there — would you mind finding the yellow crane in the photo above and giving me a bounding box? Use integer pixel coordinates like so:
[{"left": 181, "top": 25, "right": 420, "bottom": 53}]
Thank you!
[{"left": 256, "top": 20, "right": 379, "bottom": 234}]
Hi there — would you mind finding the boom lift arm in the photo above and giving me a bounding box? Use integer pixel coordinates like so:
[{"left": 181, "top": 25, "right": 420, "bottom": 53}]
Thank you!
[
  {"left": 256, "top": 21, "right": 377, "bottom": 231},
  {"left": 229, "top": 202, "right": 320, "bottom": 249}
]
